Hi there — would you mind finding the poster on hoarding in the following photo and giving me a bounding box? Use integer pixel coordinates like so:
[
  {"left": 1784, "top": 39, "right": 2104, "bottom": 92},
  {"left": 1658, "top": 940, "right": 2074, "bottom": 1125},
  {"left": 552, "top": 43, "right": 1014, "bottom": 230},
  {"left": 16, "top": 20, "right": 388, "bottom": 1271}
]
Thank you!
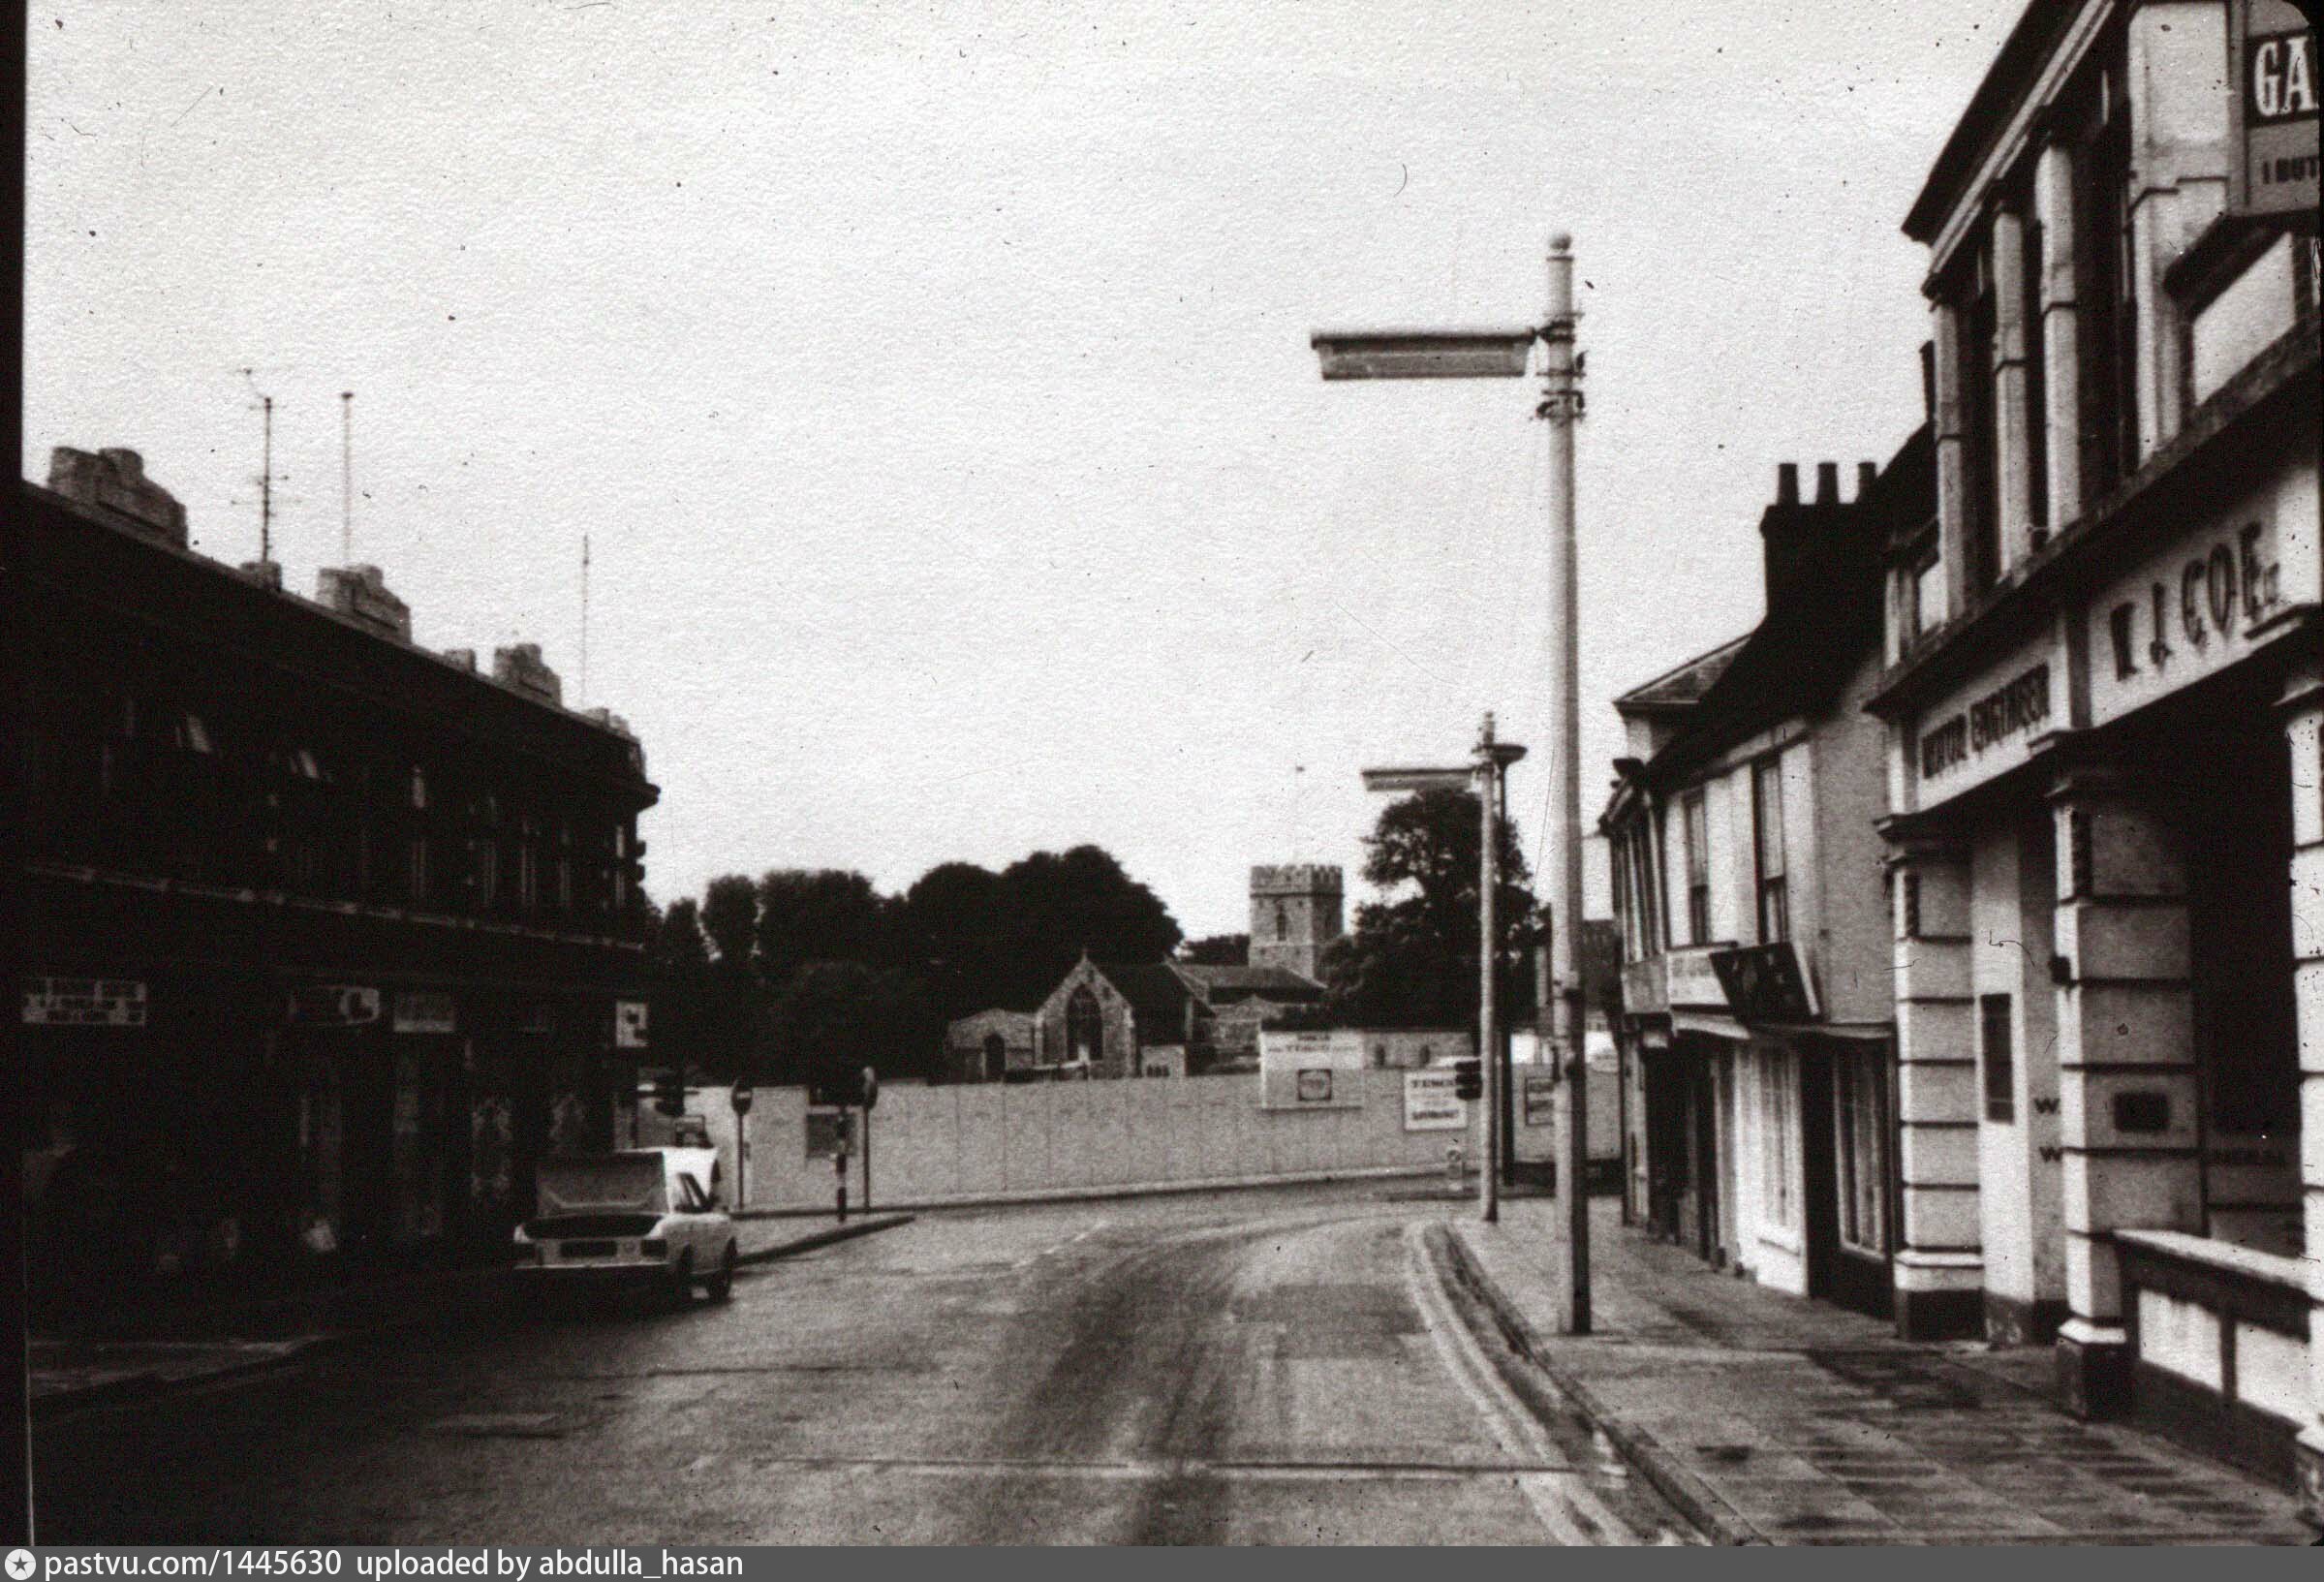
[
  {"left": 1258, "top": 1029, "right": 1366, "bottom": 1109},
  {"left": 1404, "top": 1069, "right": 1468, "bottom": 1131}
]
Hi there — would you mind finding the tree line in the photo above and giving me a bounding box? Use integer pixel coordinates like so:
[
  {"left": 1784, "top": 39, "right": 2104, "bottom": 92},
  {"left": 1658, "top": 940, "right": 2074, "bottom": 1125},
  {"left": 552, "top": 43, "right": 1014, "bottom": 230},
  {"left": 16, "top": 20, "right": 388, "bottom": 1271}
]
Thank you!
[
  {"left": 644, "top": 789, "right": 1538, "bottom": 1090},
  {"left": 645, "top": 845, "right": 1183, "bottom": 1085}
]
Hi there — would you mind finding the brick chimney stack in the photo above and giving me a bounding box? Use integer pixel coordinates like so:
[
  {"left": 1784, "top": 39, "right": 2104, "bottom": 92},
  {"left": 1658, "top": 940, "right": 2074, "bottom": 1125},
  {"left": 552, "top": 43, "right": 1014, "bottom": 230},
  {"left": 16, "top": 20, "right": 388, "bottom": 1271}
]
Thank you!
[{"left": 47, "top": 447, "right": 189, "bottom": 547}]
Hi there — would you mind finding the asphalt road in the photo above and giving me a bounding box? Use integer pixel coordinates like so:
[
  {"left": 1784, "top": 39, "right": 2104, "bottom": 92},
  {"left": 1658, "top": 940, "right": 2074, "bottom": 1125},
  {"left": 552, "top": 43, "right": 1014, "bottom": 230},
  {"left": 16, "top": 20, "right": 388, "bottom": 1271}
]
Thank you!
[{"left": 33, "top": 1183, "right": 1696, "bottom": 1544}]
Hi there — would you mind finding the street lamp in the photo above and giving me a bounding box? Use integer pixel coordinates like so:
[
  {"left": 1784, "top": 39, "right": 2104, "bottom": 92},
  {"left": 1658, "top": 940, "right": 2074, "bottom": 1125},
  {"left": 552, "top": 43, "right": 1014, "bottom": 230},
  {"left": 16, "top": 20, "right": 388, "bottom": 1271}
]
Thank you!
[
  {"left": 1316, "top": 234, "right": 1589, "bottom": 1330},
  {"left": 1362, "top": 715, "right": 1526, "bottom": 1224}
]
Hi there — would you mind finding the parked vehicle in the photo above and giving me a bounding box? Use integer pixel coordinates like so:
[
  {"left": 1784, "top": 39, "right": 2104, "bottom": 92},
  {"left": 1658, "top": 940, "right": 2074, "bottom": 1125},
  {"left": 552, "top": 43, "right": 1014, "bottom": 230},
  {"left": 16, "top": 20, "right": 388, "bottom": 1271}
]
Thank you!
[{"left": 513, "top": 1148, "right": 737, "bottom": 1306}]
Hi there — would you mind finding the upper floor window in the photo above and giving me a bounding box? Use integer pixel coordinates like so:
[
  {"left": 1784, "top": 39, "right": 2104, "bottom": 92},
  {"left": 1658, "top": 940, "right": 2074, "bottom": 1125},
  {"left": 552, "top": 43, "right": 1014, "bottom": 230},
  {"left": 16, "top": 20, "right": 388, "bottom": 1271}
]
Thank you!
[
  {"left": 1682, "top": 791, "right": 1711, "bottom": 946},
  {"left": 1753, "top": 758, "right": 1789, "bottom": 944},
  {"left": 2073, "top": 62, "right": 2137, "bottom": 498},
  {"left": 1960, "top": 240, "right": 2002, "bottom": 593}
]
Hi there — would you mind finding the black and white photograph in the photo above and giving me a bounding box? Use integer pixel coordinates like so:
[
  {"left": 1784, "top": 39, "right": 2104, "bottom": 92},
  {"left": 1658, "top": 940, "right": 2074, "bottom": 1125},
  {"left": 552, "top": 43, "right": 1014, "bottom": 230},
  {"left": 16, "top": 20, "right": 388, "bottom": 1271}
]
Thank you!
[{"left": 8, "top": 0, "right": 2321, "bottom": 1549}]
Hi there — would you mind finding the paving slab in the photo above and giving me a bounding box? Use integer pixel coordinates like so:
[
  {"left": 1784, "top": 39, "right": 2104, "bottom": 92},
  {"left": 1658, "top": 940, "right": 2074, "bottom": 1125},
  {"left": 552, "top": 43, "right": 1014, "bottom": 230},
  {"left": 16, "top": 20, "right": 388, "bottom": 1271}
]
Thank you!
[{"left": 1441, "top": 1195, "right": 2317, "bottom": 1546}]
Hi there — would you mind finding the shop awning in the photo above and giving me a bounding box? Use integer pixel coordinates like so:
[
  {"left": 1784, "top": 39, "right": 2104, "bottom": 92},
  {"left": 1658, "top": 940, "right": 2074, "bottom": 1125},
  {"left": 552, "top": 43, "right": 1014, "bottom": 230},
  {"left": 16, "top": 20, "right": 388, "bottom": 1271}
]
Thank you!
[
  {"left": 1670, "top": 1010, "right": 1751, "bottom": 1041},
  {"left": 1752, "top": 1020, "right": 1895, "bottom": 1044}
]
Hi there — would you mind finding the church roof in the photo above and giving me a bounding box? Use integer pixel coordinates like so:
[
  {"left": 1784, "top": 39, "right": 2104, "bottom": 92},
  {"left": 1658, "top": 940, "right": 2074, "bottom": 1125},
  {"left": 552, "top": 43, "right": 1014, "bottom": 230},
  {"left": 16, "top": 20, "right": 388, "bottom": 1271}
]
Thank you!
[
  {"left": 1172, "top": 963, "right": 1326, "bottom": 1002},
  {"left": 1092, "top": 961, "right": 1200, "bottom": 1034}
]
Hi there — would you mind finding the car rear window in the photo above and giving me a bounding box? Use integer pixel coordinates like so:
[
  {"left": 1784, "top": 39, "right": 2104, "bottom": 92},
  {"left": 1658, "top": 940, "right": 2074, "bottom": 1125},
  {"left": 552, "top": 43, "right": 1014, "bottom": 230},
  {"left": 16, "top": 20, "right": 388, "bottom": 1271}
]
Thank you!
[{"left": 537, "top": 1156, "right": 668, "bottom": 1217}]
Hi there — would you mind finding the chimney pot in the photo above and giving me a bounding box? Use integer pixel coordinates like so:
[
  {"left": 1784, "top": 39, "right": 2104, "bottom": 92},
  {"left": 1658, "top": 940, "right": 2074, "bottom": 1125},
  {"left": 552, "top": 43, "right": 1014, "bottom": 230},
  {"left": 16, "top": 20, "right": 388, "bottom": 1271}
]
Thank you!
[
  {"left": 1859, "top": 460, "right": 1879, "bottom": 500},
  {"left": 1814, "top": 461, "right": 1841, "bottom": 504},
  {"left": 1777, "top": 463, "right": 1799, "bottom": 505}
]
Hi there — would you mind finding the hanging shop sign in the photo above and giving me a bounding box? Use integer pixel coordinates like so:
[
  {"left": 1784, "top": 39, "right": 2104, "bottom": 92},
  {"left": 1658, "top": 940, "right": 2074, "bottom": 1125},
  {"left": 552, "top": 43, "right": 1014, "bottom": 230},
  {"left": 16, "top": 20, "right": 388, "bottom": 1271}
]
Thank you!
[
  {"left": 288, "top": 984, "right": 382, "bottom": 1027},
  {"left": 22, "top": 976, "right": 147, "bottom": 1027},
  {"left": 2230, "top": 0, "right": 2318, "bottom": 216},
  {"left": 391, "top": 990, "right": 457, "bottom": 1035},
  {"left": 614, "top": 1000, "right": 650, "bottom": 1049},
  {"left": 1708, "top": 942, "right": 1819, "bottom": 1024},
  {"left": 2090, "top": 500, "right": 2297, "bottom": 729}
]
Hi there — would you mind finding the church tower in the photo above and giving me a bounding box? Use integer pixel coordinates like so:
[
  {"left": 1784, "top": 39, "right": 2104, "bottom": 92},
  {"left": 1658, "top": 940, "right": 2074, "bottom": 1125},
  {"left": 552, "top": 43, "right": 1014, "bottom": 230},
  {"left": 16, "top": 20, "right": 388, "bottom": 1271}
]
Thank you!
[{"left": 1248, "top": 865, "right": 1344, "bottom": 982}]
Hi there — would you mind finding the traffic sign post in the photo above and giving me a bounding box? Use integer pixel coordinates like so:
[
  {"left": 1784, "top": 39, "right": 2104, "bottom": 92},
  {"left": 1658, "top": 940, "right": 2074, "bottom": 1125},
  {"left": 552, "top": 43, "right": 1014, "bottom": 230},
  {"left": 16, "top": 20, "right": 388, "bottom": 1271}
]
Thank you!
[
  {"left": 730, "top": 1083, "right": 755, "bottom": 1210},
  {"left": 859, "top": 1066, "right": 878, "bottom": 1217}
]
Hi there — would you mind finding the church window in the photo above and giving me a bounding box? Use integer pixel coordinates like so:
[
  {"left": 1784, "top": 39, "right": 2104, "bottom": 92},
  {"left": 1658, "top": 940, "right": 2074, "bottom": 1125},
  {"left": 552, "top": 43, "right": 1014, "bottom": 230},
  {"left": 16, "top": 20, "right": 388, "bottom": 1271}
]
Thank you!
[
  {"left": 1274, "top": 902, "right": 1288, "bottom": 941},
  {"left": 1067, "top": 986, "right": 1103, "bottom": 1066}
]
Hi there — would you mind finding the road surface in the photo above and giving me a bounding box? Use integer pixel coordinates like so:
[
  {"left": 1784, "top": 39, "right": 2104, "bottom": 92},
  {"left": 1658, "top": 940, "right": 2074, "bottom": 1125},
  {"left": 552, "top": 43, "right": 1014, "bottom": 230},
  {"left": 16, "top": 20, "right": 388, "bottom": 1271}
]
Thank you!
[{"left": 34, "top": 1184, "right": 1695, "bottom": 1544}]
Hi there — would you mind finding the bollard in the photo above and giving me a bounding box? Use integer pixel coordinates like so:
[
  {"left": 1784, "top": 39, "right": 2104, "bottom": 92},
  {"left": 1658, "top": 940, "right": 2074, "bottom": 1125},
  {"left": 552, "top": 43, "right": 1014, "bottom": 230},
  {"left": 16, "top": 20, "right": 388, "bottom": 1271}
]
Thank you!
[{"left": 1445, "top": 1143, "right": 1466, "bottom": 1185}]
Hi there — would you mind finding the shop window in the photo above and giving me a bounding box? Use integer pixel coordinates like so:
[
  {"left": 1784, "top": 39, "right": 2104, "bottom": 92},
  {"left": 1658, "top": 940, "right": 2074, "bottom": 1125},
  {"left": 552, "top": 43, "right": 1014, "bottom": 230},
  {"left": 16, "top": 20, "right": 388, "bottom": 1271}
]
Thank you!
[
  {"left": 1760, "top": 1051, "right": 1797, "bottom": 1231},
  {"left": 1752, "top": 758, "right": 1789, "bottom": 944},
  {"left": 1683, "top": 791, "right": 1711, "bottom": 946},
  {"left": 1835, "top": 1048, "right": 1890, "bottom": 1254},
  {"left": 1981, "top": 993, "right": 2015, "bottom": 1123}
]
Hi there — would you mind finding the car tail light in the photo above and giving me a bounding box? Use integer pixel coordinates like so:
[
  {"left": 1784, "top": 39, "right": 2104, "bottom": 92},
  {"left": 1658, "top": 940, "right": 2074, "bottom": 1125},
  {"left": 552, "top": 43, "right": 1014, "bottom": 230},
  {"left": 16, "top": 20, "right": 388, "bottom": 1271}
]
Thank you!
[{"left": 639, "top": 1239, "right": 668, "bottom": 1259}]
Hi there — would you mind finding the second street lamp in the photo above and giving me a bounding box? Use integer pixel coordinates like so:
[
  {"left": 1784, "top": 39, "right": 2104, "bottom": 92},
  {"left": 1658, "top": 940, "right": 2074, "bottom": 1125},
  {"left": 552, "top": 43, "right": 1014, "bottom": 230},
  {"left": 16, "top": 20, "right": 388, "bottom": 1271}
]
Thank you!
[{"left": 1362, "top": 715, "right": 1526, "bottom": 1223}]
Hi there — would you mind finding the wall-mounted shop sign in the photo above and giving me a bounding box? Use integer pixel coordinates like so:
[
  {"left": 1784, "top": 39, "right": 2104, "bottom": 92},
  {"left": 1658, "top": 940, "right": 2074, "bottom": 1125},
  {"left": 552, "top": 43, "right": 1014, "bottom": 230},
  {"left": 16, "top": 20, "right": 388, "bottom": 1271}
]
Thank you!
[
  {"left": 1664, "top": 946, "right": 1731, "bottom": 1010},
  {"left": 2092, "top": 500, "right": 2299, "bottom": 728},
  {"left": 1913, "top": 636, "right": 2059, "bottom": 803},
  {"left": 1621, "top": 956, "right": 1668, "bottom": 1015},
  {"left": 2230, "top": 0, "right": 2318, "bottom": 216},
  {"left": 391, "top": 990, "right": 457, "bottom": 1035},
  {"left": 1708, "top": 943, "right": 1818, "bottom": 1024},
  {"left": 22, "top": 977, "right": 147, "bottom": 1027},
  {"left": 288, "top": 984, "right": 381, "bottom": 1027},
  {"left": 614, "top": 1000, "right": 650, "bottom": 1049}
]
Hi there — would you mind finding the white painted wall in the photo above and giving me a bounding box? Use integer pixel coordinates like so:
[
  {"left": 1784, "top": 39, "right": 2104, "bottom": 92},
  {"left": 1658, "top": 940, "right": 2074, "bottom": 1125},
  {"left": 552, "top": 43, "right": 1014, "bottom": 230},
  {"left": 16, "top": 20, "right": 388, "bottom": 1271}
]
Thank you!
[{"left": 644, "top": 1069, "right": 1474, "bottom": 1212}]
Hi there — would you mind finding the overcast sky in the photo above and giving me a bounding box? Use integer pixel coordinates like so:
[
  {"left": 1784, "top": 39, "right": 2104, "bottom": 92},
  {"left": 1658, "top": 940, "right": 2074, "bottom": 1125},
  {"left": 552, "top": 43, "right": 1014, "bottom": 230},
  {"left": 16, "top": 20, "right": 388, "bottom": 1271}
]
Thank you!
[{"left": 26, "top": 0, "right": 2017, "bottom": 939}]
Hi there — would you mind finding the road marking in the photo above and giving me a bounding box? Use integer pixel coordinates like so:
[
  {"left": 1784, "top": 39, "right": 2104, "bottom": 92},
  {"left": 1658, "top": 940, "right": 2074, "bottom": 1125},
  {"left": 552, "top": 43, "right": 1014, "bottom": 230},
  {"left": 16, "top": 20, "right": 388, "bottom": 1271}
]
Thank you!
[{"left": 1400, "top": 1222, "right": 1652, "bottom": 1546}]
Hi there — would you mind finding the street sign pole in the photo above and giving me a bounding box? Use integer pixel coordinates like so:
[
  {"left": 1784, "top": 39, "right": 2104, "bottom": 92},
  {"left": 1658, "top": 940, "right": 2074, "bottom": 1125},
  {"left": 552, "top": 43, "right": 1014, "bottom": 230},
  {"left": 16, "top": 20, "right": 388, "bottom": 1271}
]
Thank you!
[
  {"left": 1317, "top": 233, "right": 1590, "bottom": 1327},
  {"left": 1540, "top": 234, "right": 1591, "bottom": 1335},
  {"left": 1475, "top": 718, "right": 1502, "bottom": 1225}
]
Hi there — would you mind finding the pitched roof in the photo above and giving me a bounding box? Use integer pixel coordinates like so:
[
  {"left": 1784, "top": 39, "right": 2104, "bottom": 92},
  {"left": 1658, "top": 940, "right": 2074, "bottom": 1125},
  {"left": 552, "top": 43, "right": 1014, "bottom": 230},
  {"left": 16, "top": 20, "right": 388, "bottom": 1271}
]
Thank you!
[
  {"left": 1093, "top": 961, "right": 1198, "bottom": 1034},
  {"left": 1611, "top": 634, "right": 1751, "bottom": 717},
  {"left": 1172, "top": 963, "right": 1326, "bottom": 1002}
]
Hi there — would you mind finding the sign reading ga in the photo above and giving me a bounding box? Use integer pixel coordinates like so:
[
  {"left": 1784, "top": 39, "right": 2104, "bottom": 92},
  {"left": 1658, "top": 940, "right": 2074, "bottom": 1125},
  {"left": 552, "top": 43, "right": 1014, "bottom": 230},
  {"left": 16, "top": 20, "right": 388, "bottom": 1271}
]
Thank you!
[{"left": 2231, "top": 0, "right": 2319, "bottom": 215}]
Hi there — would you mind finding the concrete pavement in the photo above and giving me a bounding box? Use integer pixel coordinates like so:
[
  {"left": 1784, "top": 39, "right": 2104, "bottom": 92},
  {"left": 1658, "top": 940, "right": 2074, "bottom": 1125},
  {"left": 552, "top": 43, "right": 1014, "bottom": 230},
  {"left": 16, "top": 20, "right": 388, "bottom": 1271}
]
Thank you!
[
  {"left": 31, "top": 1183, "right": 1696, "bottom": 1544},
  {"left": 1446, "top": 1195, "right": 2317, "bottom": 1544}
]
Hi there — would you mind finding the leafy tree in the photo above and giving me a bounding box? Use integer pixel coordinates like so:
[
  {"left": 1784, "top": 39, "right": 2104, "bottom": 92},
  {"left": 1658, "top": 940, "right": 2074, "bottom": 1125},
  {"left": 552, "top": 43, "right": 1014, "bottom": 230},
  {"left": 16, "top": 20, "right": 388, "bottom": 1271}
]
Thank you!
[
  {"left": 1324, "top": 789, "right": 1536, "bottom": 1030},
  {"left": 1178, "top": 933, "right": 1250, "bottom": 966},
  {"left": 753, "top": 868, "right": 888, "bottom": 981},
  {"left": 699, "top": 875, "right": 760, "bottom": 972},
  {"left": 773, "top": 960, "right": 943, "bottom": 1084},
  {"left": 987, "top": 845, "right": 1181, "bottom": 1008},
  {"left": 894, "top": 862, "right": 1006, "bottom": 1020}
]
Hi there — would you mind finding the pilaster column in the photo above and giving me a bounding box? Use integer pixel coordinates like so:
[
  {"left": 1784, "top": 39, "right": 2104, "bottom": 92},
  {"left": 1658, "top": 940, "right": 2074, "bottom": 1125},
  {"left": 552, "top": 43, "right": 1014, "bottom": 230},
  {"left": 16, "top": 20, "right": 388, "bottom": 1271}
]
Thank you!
[
  {"left": 1931, "top": 299, "right": 1971, "bottom": 622},
  {"left": 2033, "top": 139, "right": 2082, "bottom": 527},
  {"left": 1884, "top": 824, "right": 1984, "bottom": 1339},
  {"left": 2048, "top": 753, "right": 2201, "bottom": 1418},
  {"left": 2276, "top": 660, "right": 2324, "bottom": 1527},
  {"left": 1991, "top": 205, "right": 2036, "bottom": 569}
]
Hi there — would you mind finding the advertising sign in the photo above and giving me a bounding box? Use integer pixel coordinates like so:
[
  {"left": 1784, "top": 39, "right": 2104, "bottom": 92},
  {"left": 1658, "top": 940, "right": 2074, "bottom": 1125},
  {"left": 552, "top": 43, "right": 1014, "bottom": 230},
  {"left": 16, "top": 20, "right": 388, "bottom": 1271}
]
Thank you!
[
  {"left": 614, "top": 1000, "right": 650, "bottom": 1049},
  {"left": 1709, "top": 942, "right": 1819, "bottom": 1023},
  {"left": 287, "top": 984, "right": 381, "bottom": 1027},
  {"left": 1522, "top": 1070, "right": 1559, "bottom": 1127},
  {"left": 2230, "top": 0, "right": 2318, "bottom": 216},
  {"left": 1403, "top": 1069, "right": 1469, "bottom": 1132},
  {"left": 391, "top": 990, "right": 457, "bottom": 1035},
  {"left": 21, "top": 977, "right": 147, "bottom": 1027},
  {"left": 1258, "top": 1029, "right": 1366, "bottom": 1109}
]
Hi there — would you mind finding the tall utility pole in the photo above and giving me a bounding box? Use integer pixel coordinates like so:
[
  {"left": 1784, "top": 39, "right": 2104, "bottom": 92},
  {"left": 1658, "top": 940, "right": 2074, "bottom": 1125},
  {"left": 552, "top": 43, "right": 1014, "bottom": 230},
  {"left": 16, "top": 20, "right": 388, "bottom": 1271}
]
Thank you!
[
  {"left": 261, "top": 394, "right": 275, "bottom": 565},
  {"left": 339, "top": 390, "right": 355, "bottom": 564},
  {"left": 1538, "top": 234, "right": 1590, "bottom": 1334},
  {"left": 1314, "top": 232, "right": 1590, "bottom": 1328},
  {"left": 1474, "top": 715, "right": 1505, "bottom": 1223}
]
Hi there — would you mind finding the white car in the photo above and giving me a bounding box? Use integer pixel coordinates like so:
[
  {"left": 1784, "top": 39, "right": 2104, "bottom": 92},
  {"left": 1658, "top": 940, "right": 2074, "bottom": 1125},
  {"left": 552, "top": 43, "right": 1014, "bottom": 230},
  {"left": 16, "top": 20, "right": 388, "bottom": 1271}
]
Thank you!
[{"left": 513, "top": 1148, "right": 738, "bottom": 1305}]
